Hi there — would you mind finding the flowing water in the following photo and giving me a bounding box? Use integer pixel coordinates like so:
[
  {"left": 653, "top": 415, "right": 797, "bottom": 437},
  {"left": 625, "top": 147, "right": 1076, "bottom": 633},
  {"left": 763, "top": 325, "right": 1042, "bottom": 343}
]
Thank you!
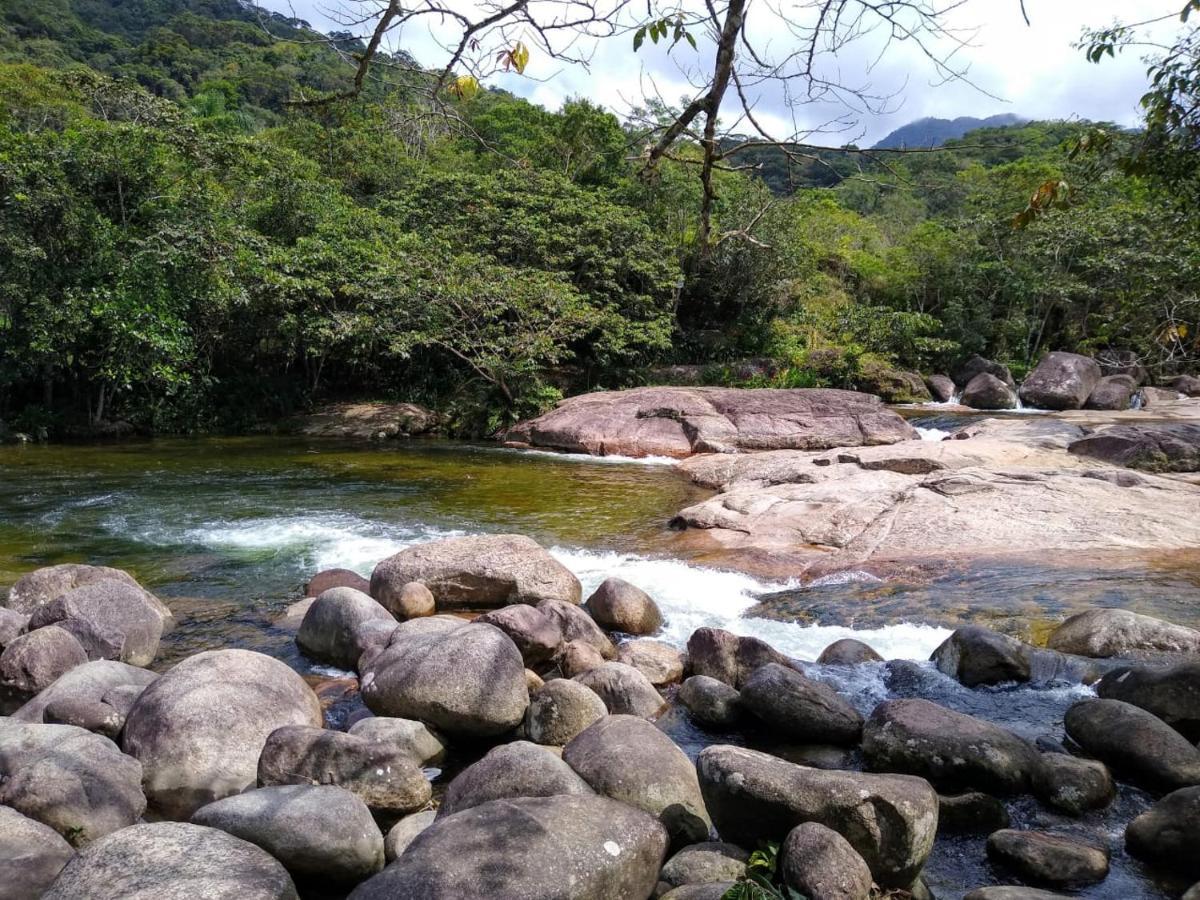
[{"left": 0, "top": 435, "right": 1194, "bottom": 899}]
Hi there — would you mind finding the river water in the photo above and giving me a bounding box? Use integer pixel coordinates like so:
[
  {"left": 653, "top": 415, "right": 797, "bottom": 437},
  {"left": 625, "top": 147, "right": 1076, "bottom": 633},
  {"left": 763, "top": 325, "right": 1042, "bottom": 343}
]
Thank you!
[{"left": 0, "top": 435, "right": 1192, "bottom": 898}]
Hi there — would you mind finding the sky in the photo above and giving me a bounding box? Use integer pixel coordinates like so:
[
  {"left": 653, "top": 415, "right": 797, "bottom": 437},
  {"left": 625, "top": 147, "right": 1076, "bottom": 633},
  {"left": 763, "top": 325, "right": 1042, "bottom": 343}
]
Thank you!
[{"left": 258, "top": 1, "right": 1179, "bottom": 146}]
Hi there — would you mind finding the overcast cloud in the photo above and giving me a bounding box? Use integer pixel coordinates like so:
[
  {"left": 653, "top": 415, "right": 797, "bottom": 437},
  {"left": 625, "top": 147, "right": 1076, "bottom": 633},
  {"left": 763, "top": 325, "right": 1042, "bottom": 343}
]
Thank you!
[{"left": 258, "top": 1, "right": 1177, "bottom": 146}]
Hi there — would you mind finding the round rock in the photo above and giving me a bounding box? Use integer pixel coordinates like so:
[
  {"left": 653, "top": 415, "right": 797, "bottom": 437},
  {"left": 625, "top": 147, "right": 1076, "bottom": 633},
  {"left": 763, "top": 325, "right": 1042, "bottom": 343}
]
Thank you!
[
  {"left": 0, "top": 805, "right": 75, "bottom": 899},
  {"left": 1031, "top": 752, "right": 1114, "bottom": 816},
  {"left": 1125, "top": 785, "right": 1200, "bottom": 874},
  {"left": 297, "top": 587, "right": 396, "bottom": 671},
  {"left": 780, "top": 821, "right": 873, "bottom": 900},
  {"left": 584, "top": 577, "right": 663, "bottom": 635},
  {"left": 617, "top": 639, "right": 684, "bottom": 686},
  {"left": 817, "top": 638, "right": 882, "bottom": 665},
  {"left": 739, "top": 663, "right": 863, "bottom": 745},
  {"left": 27, "top": 580, "right": 165, "bottom": 666},
  {"left": 986, "top": 829, "right": 1109, "bottom": 888},
  {"left": 659, "top": 842, "right": 747, "bottom": 890},
  {"left": 384, "top": 809, "right": 437, "bottom": 862},
  {"left": 524, "top": 678, "right": 608, "bottom": 746},
  {"left": 440, "top": 740, "right": 593, "bottom": 817},
  {"left": 678, "top": 675, "right": 741, "bottom": 729},
  {"left": 0, "top": 626, "right": 89, "bottom": 713},
  {"left": 539, "top": 598, "right": 617, "bottom": 659},
  {"left": 476, "top": 604, "right": 563, "bottom": 666},
  {"left": 1064, "top": 698, "right": 1200, "bottom": 792},
  {"left": 574, "top": 661, "right": 665, "bottom": 719},
  {"left": 348, "top": 715, "right": 446, "bottom": 767}
]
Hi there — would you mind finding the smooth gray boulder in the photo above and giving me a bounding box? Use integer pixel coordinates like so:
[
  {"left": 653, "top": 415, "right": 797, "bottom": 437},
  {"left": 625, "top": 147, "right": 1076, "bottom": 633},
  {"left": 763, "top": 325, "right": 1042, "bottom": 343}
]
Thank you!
[
  {"left": 371, "top": 534, "right": 581, "bottom": 610},
  {"left": 1048, "top": 608, "right": 1200, "bottom": 658},
  {"left": 1031, "top": 752, "right": 1114, "bottom": 815},
  {"left": 42, "top": 821, "right": 298, "bottom": 900},
  {"left": 122, "top": 649, "right": 323, "bottom": 819},
  {"left": 347, "top": 716, "right": 446, "bottom": 766},
  {"left": 686, "top": 627, "right": 798, "bottom": 689},
  {"left": 960, "top": 373, "right": 1017, "bottom": 410},
  {"left": 659, "top": 842, "right": 747, "bottom": 891},
  {"left": 0, "top": 625, "right": 88, "bottom": 713},
  {"left": 191, "top": 784, "right": 384, "bottom": 887},
  {"left": 540, "top": 598, "right": 617, "bottom": 659},
  {"left": 1086, "top": 374, "right": 1137, "bottom": 410},
  {"left": 584, "top": 578, "right": 663, "bottom": 635},
  {"left": 574, "top": 661, "right": 665, "bottom": 719},
  {"left": 11, "top": 658, "right": 156, "bottom": 725},
  {"left": 963, "top": 889, "right": 1070, "bottom": 900},
  {"left": 1064, "top": 698, "right": 1200, "bottom": 792},
  {"left": 27, "top": 580, "right": 165, "bottom": 666},
  {"left": 384, "top": 810, "right": 437, "bottom": 862},
  {"left": 348, "top": 795, "right": 668, "bottom": 900},
  {"left": 558, "top": 639, "right": 606, "bottom": 677},
  {"left": 617, "top": 639, "right": 684, "bottom": 686},
  {"left": 1019, "top": 351, "right": 1102, "bottom": 410},
  {"left": 476, "top": 604, "right": 563, "bottom": 666},
  {"left": 780, "top": 821, "right": 873, "bottom": 900},
  {"left": 696, "top": 745, "right": 938, "bottom": 889},
  {"left": 986, "top": 829, "right": 1109, "bottom": 888},
  {"left": 524, "top": 678, "right": 608, "bottom": 746},
  {"left": 926, "top": 374, "right": 956, "bottom": 403},
  {"left": 1125, "top": 785, "right": 1200, "bottom": 874},
  {"left": 360, "top": 622, "right": 528, "bottom": 738},
  {"left": 296, "top": 587, "right": 395, "bottom": 670},
  {"left": 0, "top": 805, "right": 75, "bottom": 900},
  {"left": 817, "top": 638, "right": 882, "bottom": 665},
  {"left": 6, "top": 565, "right": 173, "bottom": 630},
  {"left": 386, "top": 582, "right": 436, "bottom": 620},
  {"left": 931, "top": 626, "right": 1031, "bottom": 687},
  {"left": 305, "top": 567, "right": 370, "bottom": 597},
  {"left": 739, "top": 663, "right": 863, "bottom": 745},
  {"left": 678, "top": 675, "right": 741, "bottom": 729},
  {"left": 955, "top": 355, "right": 1015, "bottom": 390},
  {"left": 660, "top": 885, "right": 736, "bottom": 899},
  {"left": 0, "top": 607, "right": 28, "bottom": 650},
  {"left": 258, "top": 725, "right": 431, "bottom": 817},
  {"left": 440, "top": 740, "right": 593, "bottom": 817},
  {"left": 564, "top": 714, "right": 711, "bottom": 848},
  {"left": 863, "top": 698, "right": 1038, "bottom": 794},
  {"left": 1096, "top": 660, "right": 1200, "bottom": 741},
  {"left": 937, "top": 792, "right": 1010, "bottom": 834}
]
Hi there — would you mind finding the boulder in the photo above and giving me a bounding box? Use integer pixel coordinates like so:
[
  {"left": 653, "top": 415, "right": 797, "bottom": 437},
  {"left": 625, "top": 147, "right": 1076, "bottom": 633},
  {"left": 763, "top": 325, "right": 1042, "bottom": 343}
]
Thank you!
[
  {"left": 0, "top": 806, "right": 75, "bottom": 900},
  {"left": 955, "top": 355, "right": 1015, "bottom": 390},
  {"left": 43, "top": 694, "right": 127, "bottom": 738},
  {"left": 1085, "top": 374, "right": 1137, "bottom": 410},
  {"left": 0, "top": 722, "right": 145, "bottom": 845},
  {"left": 696, "top": 745, "right": 938, "bottom": 888},
  {"left": 564, "top": 715, "right": 711, "bottom": 848},
  {"left": 440, "top": 740, "right": 593, "bottom": 816},
  {"left": 382, "top": 582, "right": 435, "bottom": 620},
  {"left": 856, "top": 360, "right": 931, "bottom": 403},
  {"left": 10, "top": 658, "right": 156, "bottom": 726},
  {"left": 931, "top": 626, "right": 1031, "bottom": 687},
  {"left": 1095, "top": 660, "right": 1200, "bottom": 741},
  {"left": 0, "top": 625, "right": 89, "bottom": 713},
  {"left": 347, "top": 716, "right": 446, "bottom": 767},
  {"left": 1068, "top": 423, "right": 1200, "bottom": 473},
  {"left": 1031, "top": 752, "right": 1114, "bottom": 815},
  {"left": 963, "top": 889, "right": 1070, "bottom": 900},
  {"left": 305, "top": 568, "right": 370, "bottom": 597},
  {"left": 1166, "top": 374, "right": 1200, "bottom": 396},
  {"left": 258, "top": 725, "right": 431, "bottom": 817},
  {"left": 659, "top": 842, "right": 747, "bottom": 891},
  {"left": 360, "top": 622, "right": 528, "bottom": 738},
  {"left": 384, "top": 809, "right": 436, "bottom": 862},
  {"left": 816, "top": 638, "right": 882, "bottom": 665},
  {"left": 121, "top": 649, "right": 323, "bottom": 820},
  {"left": 558, "top": 639, "right": 607, "bottom": 677},
  {"left": 476, "top": 604, "right": 563, "bottom": 666},
  {"left": 960, "top": 373, "right": 1017, "bottom": 410},
  {"left": 539, "top": 598, "right": 617, "bottom": 659},
  {"left": 926, "top": 374, "right": 957, "bottom": 403},
  {"left": 585, "top": 578, "right": 663, "bottom": 635},
  {"left": 1019, "top": 352, "right": 1101, "bottom": 410},
  {"left": 1125, "top": 785, "right": 1200, "bottom": 874},
  {"left": 574, "top": 662, "right": 665, "bottom": 719},
  {"left": 292, "top": 400, "right": 439, "bottom": 439},
  {"left": 739, "top": 663, "right": 863, "bottom": 745},
  {"left": 780, "top": 821, "right": 873, "bottom": 900},
  {"left": 686, "top": 627, "right": 798, "bottom": 689},
  {"left": 191, "top": 784, "right": 384, "bottom": 887},
  {"left": 863, "top": 698, "right": 1038, "bottom": 794},
  {"left": 617, "top": 639, "right": 684, "bottom": 686},
  {"left": 371, "top": 534, "right": 581, "bottom": 610},
  {"left": 348, "top": 795, "right": 669, "bottom": 899},
  {"left": 986, "top": 829, "right": 1109, "bottom": 888},
  {"left": 5, "top": 565, "right": 173, "bottom": 630},
  {"left": 936, "top": 792, "right": 1010, "bottom": 833},
  {"left": 1064, "top": 698, "right": 1200, "bottom": 792},
  {"left": 296, "top": 587, "right": 396, "bottom": 670},
  {"left": 524, "top": 678, "right": 608, "bottom": 746},
  {"left": 27, "top": 580, "right": 164, "bottom": 666},
  {"left": 678, "top": 675, "right": 742, "bottom": 730},
  {"left": 503, "top": 386, "right": 917, "bottom": 458},
  {"left": 1048, "top": 608, "right": 1200, "bottom": 659},
  {"left": 0, "top": 607, "right": 28, "bottom": 649},
  {"left": 41, "top": 821, "right": 298, "bottom": 900},
  {"left": 659, "top": 885, "right": 736, "bottom": 899}
]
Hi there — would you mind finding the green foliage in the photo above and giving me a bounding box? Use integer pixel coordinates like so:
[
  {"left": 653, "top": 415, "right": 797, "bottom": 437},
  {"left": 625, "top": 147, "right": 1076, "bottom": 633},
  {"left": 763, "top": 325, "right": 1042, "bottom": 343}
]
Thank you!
[{"left": 721, "top": 842, "right": 808, "bottom": 900}]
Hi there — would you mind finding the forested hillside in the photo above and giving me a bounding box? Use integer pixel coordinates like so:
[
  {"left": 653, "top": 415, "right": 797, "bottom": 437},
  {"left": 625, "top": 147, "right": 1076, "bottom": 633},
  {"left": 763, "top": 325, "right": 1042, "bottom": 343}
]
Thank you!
[{"left": 1, "top": 0, "right": 1197, "bottom": 436}]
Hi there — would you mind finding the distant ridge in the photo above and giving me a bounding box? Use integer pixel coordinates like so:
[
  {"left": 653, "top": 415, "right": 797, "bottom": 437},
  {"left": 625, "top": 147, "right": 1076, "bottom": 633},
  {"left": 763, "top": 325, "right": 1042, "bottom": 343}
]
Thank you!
[{"left": 873, "top": 114, "right": 1026, "bottom": 149}]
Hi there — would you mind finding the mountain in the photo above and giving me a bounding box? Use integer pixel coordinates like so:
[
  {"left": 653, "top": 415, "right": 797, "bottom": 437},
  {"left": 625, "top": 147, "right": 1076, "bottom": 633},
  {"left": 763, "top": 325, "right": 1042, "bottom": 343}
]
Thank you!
[{"left": 873, "top": 114, "right": 1026, "bottom": 149}]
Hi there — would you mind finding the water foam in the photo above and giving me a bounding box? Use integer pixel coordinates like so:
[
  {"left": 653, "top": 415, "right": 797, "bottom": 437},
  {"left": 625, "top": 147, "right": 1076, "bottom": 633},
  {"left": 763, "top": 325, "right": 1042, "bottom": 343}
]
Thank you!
[
  {"left": 915, "top": 426, "right": 951, "bottom": 442},
  {"left": 490, "top": 447, "right": 679, "bottom": 466}
]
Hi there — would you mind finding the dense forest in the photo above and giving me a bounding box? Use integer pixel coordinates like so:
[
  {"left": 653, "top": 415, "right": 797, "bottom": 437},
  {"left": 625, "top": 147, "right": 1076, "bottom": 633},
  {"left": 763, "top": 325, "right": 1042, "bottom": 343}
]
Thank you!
[{"left": 1, "top": 0, "right": 1197, "bottom": 436}]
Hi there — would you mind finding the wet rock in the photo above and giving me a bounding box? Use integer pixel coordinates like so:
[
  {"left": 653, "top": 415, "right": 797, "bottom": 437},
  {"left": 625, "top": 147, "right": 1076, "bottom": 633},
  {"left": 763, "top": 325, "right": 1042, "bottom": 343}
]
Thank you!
[
  {"left": 258, "top": 725, "right": 431, "bottom": 818},
  {"left": 122, "top": 649, "right": 323, "bottom": 820},
  {"left": 863, "top": 698, "right": 1038, "bottom": 794},
  {"left": 564, "top": 714, "right": 711, "bottom": 848},
  {"left": 371, "top": 534, "right": 581, "bottom": 610},
  {"left": 1095, "top": 660, "right": 1200, "bottom": 741},
  {"left": 696, "top": 745, "right": 938, "bottom": 888},
  {"left": 963, "top": 888, "right": 1071, "bottom": 900},
  {"left": 306, "top": 567, "right": 370, "bottom": 597},
  {"left": 477, "top": 604, "right": 562, "bottom": 666},
  {"left": 1019, "top": 351, "right": 1102, "bottom": 410},
  {"left": 686, "top": 627, "right": 799, "bottom": 689},
  {"left": 1031, "top": 752, "right": 1114, "bottom": 815},
  {"left": 937, "top": 792, "right": 1010, "bottom": 834},
  {"left": 558, "top": 639, "right": 607, "bottom": 677},
  {"left": 574, "top": 661, "right": 665, "bottom": 719},
  {"left": 0, "top": 625, "right": 89, "bottom": 713},
  {"left": 0, "top": 607, "right": 28, "bottom": 650},
  {"left": 361, "top": 622, "right": 529, "bottom": 738},
  {"left": 618, "top": 639, "right": 684, "bottom": 686},
  {"left": 524, "top": 678, "right": 608, "bottom": 746},
  {"left": 11, "top": 658, "right": 156, "bottom": 725},
  {"left": 986, "top": 829, "right": 1109, "bottom": 888},
  {"left": 539, "top": 598, "right": 617, "bottom": 659},
  {"left": 5, "top": 565, "right": 173, "bottom": 630},
  {"left": 384, "top": 809, "right": 436, "bottom": 862},
  {"left": 296, "top": 587, "right": 396, "bottom": 670},
  {"left": 1086, "top": 374, "right": 1137, "bottom": 410},
  {"left": 585, "top": 578, "right": 663, "bottom": 635},
  {"left": 961, "top": 373, "right": 1018, "bottom": 410},
  {"left": 1048, "top": 608, "right": 1200, "bottom": 658},
  {"left": 0, "top": 722, "right": 145, "bottom": 845},
  {"left": 347, "top": 716, "right": 446, "bottom": 767},
  {"left": 739, "top": 663, "right": 863, "bottom": 745},
  {"left": 956, "top": 355, "right": 1016, "bottom": 390},
  {"left": 41, "top": 821, "right": 298, "bottom": 900},
  {"left": 780, "top": 821, "right": 873, "bottom": 900},
  {"left": 504, "top": 386, "right": 917, "bottom": 458},
  {"left": 348, "top": 795, "right": 668, "bottom": 899},
  {"left": 1125, "top": 785, "right": 1200, "bottom": 874},
  {"left": 1064, "top": 698, "right": 1200, "bottom": 792},
  {"left": 440, "top": 740, "right": 593, "bottom": 816},
  {"left": 659, "top": 842, "right": 747, "bottom": 891},
  {"left": 817, "top": 638, "right": 882, "bottom": 665},
  {"left": 931, "top": 626, "right": 1031, "bottom": 687},
  {"left": 27, "top": 580, "right": 164, "bottom": 666},
  {"left": 1069, "top": 423, "right": 1200, "bottom": 473},
  {"left": 0, "top": 805, "right": 75, "bottom": 900},
  {"left": 926, "top": 374, "right": 957, "bottom": 403},
  {"left": 678, "top": 675, "right": 741, "bottom": 729}
]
